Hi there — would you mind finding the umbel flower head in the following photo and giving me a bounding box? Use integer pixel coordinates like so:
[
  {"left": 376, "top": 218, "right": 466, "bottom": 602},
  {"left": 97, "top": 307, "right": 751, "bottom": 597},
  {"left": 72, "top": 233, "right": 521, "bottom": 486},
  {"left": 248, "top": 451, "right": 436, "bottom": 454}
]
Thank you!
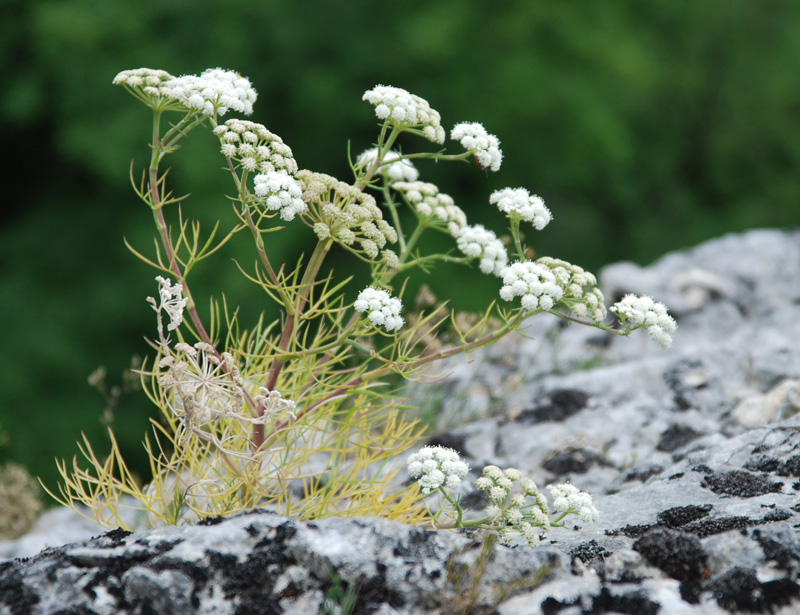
[
  {"left": 354, "top": 287, "right": 404, "bottom": 331},
  {"left": 610, "top": 293, "right": 677, "bottom": 348},
  {"left": 356, "top": 148, "right": 419, "bottom": 182},
  {"left": 499, "top": 260, "right": 564, "bottom": 312},
  {"left": 363, "top": 85, "right": 446, "bottom": 144},
  {"left": 490, "top": 187, "right": 551, "bottom": 230},
  {"left": 112, "top": 68, "right": 178, "bottom": 109},
  {"left": 536, "top": 257, "right": 607, "bottom": 323},
  {"left": 253, "top": 170, "right": 306, "bottom": 221},
  {"left": 407, "top": 446, "right": 469, "bottom": 494},
  {"left": 392, "top": 181, "right": 466, "bottom": 237},
  {"left": 546, "top": 483, "right": 599, "bottom": 523},
  {"left": 213, "top": 119, "right": 298, "bottom": 175},
  {"left": 451, "top": 122, "right": 503, "bottom": 172},
  {"left": 164, "top": 68, "right": 257, "bottom": 117},
  {"left": 147, "top": 276, "right": 188, "bottom": 339},
  {"left": 456, "top": 225, "right": 508, "bottom": 276}
]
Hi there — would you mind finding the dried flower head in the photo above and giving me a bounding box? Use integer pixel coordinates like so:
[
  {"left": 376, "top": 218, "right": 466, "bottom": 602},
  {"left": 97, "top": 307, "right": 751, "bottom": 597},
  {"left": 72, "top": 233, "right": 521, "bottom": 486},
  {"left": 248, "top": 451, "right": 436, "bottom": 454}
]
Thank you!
[
  {"left": 456, "top": 225, "right": 508, "bottom": 276},
  {"left": 490, "top": 187, "right": 551, "bottom": 230},
  {"left": 147, "top": 276, "right": 188, "bottom": 339},
  {"left": 610, "top": 294, "right": 677, "bottom": 348},
  {"left": 451, "top": 122, "right": 503, "bottom": 172},
  {"left": 356, "top": 148, "right": 419, "bottom": 182},
  {"left": 354, "top": 287, "right": 404, "bottom": 331},
  {"left": 363, "top": 85, "right": 445, "bottom": 143},
  {"left": 158, "top": 342, "right": 245, "bottom": 429},
  {"left": 392, "top": 181, "right": 467, "bottom": 237}
]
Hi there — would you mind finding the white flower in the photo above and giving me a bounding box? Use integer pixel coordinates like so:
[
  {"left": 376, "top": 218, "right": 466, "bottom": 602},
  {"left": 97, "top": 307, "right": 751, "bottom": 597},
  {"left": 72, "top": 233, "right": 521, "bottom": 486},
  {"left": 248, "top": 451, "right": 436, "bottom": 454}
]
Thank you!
[
  {"left": 451, "top": 122, "right": 503, "bottom": 172},
  {"left": 356, "top": 148, "right": 419, "bottom": 182},
  {"left": 354, "top": 287, "right": 404, "bottom": 331},
  {"left": 610, "top": 294, "right": 677, "bottom": 349},
  {"left": 164, "top": 68, "right": 257, "bottom": 116},
  {"left": 407, "top": 445, "right": 469, "bottom": 495},
  {"left": 253, "top": 170, "right": 306, "bottom": 221},
  {"left": 392, "top": 181, "right": 466, "bottom": 236},
  {"left": 147, "top": 276, "right": 188, "bottom": 336},
  {"left": 546, "top": 483, "right": 598, "bottom": 522},
  {"left": 456, "top": 225, "right": 508, "bottom": 276},
  {"left": 489, "top": 188, "right": 551, "bottom": 230},
  {"left": 363, "top": 85, "right": 445, "bottom": 143},
  {"left": 213, "top": 119, "right": 297, "bottom": 175},
  {"left": 498, "top": 260, "right": 564, "bottom": 312},
  {"left": 113, "top": 68, "right": 176, "bottom": 106}
]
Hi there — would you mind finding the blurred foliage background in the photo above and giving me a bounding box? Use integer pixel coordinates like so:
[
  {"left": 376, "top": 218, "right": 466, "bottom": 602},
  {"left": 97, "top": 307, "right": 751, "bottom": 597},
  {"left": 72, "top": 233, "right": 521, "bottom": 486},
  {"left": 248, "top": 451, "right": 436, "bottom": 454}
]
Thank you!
[{"left": 1, "top": 0, "right": 799, "bottom": 493}]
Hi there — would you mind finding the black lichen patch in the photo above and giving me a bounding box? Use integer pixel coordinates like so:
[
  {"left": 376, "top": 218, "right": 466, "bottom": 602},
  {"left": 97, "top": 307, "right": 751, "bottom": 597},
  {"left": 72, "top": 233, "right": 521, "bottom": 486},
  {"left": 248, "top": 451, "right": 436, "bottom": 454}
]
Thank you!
[
  {"left": 702, "top": 470, "right": 784, "bottom": 497},
  {"left": 517, "top": 389, "right": 590, "bottom": 423},
  {"left": 541, "top": 586, "right": 660, "bottom": 615},
  {"left": 777, "top": 455, "right": 800, "bottom": 477},
  {"left": 198, "top": 515, "right": 225, "bottom": 526},
  {"left": 624, "top": 465, "right": 663, "bottom": 483},
  {"left": 745, "top": 456, "right": 782, "bottom": 473},
  {"left": 683, "top": 516, "right": 752, "bottom": 538},
  {"left": 709, "top": 567, "right": 800, "bottom": 613},
  {"left": 657, "top": 504, "right": 713, "bottom": 528},
  {"left": 761, "top": 508, "right": 793, "bottom": 523},
  {"left": 606, "top": 524, "right": 655, "bottom": 539},
  {"left": 657, "top": 424, "right": 704, "bottom": 452},
  {"left": 0, "top": 561, "right": 39, "bottom": 615},
  {"left": 753, "top": 529, "right": 800, "bottom": 569},
  {"left": 95, "top": 528, "right": 132, "bottom": 548},
  {"left": 569, "top": 540, "right": 610, "bottom": 565},
  {"left": 633, "top": 528, "right": 708, "bottom": 582},
  {"left": 543, "top": 448, "right": 601, "bottom": 475}
]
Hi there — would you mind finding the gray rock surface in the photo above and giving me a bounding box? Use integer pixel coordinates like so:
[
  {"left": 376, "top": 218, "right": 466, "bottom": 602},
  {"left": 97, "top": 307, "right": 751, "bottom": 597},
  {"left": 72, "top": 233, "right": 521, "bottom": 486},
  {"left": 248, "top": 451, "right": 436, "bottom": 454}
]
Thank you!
[{"left": 3, "top": 228, "right": 800, "bottom": 614}]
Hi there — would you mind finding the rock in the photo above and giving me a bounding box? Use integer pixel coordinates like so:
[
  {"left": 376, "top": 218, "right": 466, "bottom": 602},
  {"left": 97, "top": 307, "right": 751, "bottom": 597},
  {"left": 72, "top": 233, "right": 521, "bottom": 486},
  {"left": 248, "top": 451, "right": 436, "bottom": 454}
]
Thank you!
[{"left": 3, "top": 228, "right": 800, "bottom": 614}]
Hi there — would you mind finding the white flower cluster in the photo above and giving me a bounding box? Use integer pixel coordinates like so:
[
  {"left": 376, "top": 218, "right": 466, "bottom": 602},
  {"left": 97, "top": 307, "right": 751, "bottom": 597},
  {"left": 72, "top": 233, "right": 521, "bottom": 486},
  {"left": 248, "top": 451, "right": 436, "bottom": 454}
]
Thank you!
[
  {"left": 147, "top": 276, "right": 188, "bottom": 336},
  {"left": 158, "top": 342, "right": 245, "bottom": 428},
  {"left": 354, "top": 287, "right": 404, "bottom": 331},
  {"left": 546, "top": 483, "right": 599, "bottom": 523},
  {"left": 451, "top": 122, "right": 503, "bottom": 172},
  {"left": 297, "top": 170, "right": 398, "bottom": 260},
  {"left": 610, "top": 294, "right": 677, "bottom": 349},
  {"left": 253, "top": 170, "right": 307, "bottom": 221},
  {"left": 356, "top": 148, "right": 419, "bottom": 182},
  {"left": 407, "top": 446, "right": 469, "bottom": 495},
  {"left": 456, "top": 225, "right": 508, "bottom": 276},
  {"left": 112, "top": 68, "right": 175, "bottom": 101},
  {"left": 392, "top": 181, "right": 466, "bottom": 236},
  {"left": 212, "top": 119, "right": 297, "bottom": 175},
  {"left": 499, "top": 261, "right": 564, "bottom": 311},
  {"left": 164, "top": 68, "right": 257, "bottom": 116},
  {"left": 490, "top": 187, "right": 551, "bottom": 230},
  {"left": 475, "top": 465, "right": 548, "bottom": 547},
  {"left": 536, "top": 257, "right": 607, "bottom": 322},
  {"left": 362, "top": 85, "right": 446, "bottom": 144}
]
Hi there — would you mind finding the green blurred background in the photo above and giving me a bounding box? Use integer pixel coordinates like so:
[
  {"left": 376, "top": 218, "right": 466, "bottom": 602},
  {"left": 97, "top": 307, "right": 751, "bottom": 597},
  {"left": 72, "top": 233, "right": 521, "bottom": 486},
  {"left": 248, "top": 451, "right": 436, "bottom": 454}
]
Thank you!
[{"left": 2, "top": 0, "right": 799, "bottom": 493}]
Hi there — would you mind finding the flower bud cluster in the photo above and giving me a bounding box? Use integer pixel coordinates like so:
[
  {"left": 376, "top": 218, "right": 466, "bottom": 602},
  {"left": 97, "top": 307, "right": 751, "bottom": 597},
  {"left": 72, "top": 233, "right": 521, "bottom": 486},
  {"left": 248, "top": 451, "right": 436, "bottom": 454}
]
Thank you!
[
  {"left": 451, "top": 122, "right": 503, "bottom": 172},
  {"left": 363, "top": 85, "right": 446, "bottom": 144},
  {"left": 490, "top": 188, "right": 551, "bottom": 230},
  {"left": 546, "top": 483, "right": 599, "bottom": 523},
  {"left": 498, "top": 260, "right": 564, "bottom": 311},
  {"left": 296, "top": 171, "right": 398, "bottom": 261},
  {"left": 475, "top": 465, "right": 548, "bottom": 547},
  {"left": 356, "top": 148, "right": 419, "bottom": 182},
  {"left": 164, "top": 68, "right": 257, "bottom": 116},
  {"left": 610, "top": 294, "right": 677, "bottom": 349},
  {"left": 212, "top": 119, "right": 297, "bottom": 175},
  {"left": 158, "top": 342, "right": 245, "bottom": 428},
  {"left": 113, "top": 68, "right": 176, "bottom": 105},
  {"left": 456, "top": 225, "right": 508, "bottom": 276},
  {"left": 536, "top": 257, "right": 607, "bottom": 322},
  {"left": 253, "top": 171, "right": 306, "bottom": 221},
  {"left": 392, "top": 181, "right": 467, "bottom": 237},
  {"left": 354, "top": 287, "right": 404, "bottom": 331},
  {"left": 407, "top": 446, "right": 469, "bottom": 495}
]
